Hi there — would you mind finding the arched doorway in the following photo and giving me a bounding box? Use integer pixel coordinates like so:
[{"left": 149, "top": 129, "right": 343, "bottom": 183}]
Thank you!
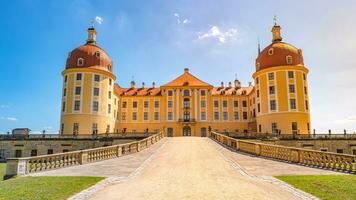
[
  {"left": 167, "top": 128, "right": 173, "bottom": 137},
  {"left": 183, "top": 126, "right": 191, "bottom": 136}
]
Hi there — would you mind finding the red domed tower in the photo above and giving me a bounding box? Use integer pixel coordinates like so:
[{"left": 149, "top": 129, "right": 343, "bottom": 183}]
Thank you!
[
  {"left": 60, "top": 26, "right": 117, "bottom": 135},
  {"left": 252, "top": 21, "right": 311, "bottom": 134}
]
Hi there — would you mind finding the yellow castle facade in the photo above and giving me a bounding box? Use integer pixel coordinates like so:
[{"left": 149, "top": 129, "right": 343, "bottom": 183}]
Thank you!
[{"left": 60, "top": 23, "right": 310, "bottom": 136}]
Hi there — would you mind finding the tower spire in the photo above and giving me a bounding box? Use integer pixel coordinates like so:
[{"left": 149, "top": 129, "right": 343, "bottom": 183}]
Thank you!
[
  {"left": 257, "top": 37, "right": 261, "bottom": 55},
  {"left": 271, "top": 15, "right": 282, "bottom": 42},
  {"left": 86, "top": 22, "right": 97, "bottom": 44}
]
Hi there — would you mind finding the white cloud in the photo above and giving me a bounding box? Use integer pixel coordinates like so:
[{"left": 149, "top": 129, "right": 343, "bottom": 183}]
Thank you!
[
  {"left": 95, "top": 16, "right": 103, "bottom": 24},
  {"left": 197, "top": 26, "right": 238, "bottom": 43},
  {"left": 173, "top": 13, "right": 190, "bottom": 24},
  {"left": 0, "top": 117, "right": 18, "bottom": 121},
  {"left": 333, "top": 116, "right": 356, "bottom": 124}
]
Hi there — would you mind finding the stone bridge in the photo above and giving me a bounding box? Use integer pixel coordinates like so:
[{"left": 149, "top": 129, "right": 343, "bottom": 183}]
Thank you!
[{"left": 12, "top": 132, "right": 354, "bottom": 200}]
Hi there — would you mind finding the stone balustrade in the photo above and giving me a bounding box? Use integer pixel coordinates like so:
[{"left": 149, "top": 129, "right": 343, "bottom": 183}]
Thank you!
[
  {"left": 4, "top": 131, "right": 164, "bottom": 179},
  {"left": 211, "top": 132, "right": 356, "bottom": 173}
]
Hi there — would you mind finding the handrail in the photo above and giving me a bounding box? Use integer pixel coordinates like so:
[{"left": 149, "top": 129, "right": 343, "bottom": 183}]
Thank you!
[
  {"left": 210, "top": 131, "right": 356, "bottom": 173},
  {"left": 4, "top": 130, "right": 165, "bottom": 179}
]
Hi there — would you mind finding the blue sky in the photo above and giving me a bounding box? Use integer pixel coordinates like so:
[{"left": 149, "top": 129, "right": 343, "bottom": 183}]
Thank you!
[{"left": 0, "top": 0, "right": 356, "bottom": 134}]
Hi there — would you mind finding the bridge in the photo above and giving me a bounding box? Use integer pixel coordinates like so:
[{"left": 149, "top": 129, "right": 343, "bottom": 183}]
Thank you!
[{"left": 5, "top": 132, "right": 355, "bottom": 199}]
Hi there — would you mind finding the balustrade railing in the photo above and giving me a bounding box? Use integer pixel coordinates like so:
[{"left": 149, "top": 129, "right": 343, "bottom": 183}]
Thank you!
[
  {"left": 4, "top": 131, "right": 164, "bottom": 179},
  {"left": 211, "top": 132, "right": 356, "bottom": 173}
]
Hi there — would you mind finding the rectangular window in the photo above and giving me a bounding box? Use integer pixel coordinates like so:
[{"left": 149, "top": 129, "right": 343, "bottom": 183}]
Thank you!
[
  {"left": 73, "top": 123, "right": 79, "bottom": 134},
  {"left": 144, "top": 101, "right": 148, "bottom": 108},
  {"left": 288, "top": 71, "right": 294, "bottom": 78},
  {"left": 223, "top": 112, "right": 228, "bottom": 120},
  {"left": 75, "top": 87, "right": 81, "bottom": 95},
  {"left": 304, "top": 87, "right": 307, "bottom": 95},
  {"left": 234, "top": 112, "right": 239, "bottom": 120},
  {"left": 168, "top": 100, "right": 173, "bottom": 108},
  {"left": 122, "top": 101, "right": 127, "bottom": 108},
  {"left": 63, "top": 149, "right": 69, "bottom": 153},
  {"left": 303, "top": 73, "right": 306, "bottom": 80},
  {"left": 132, "top": 112, "right": 137, "bottom": 120},
  {"left": 305, "top": 100, "right": 309, "bottom": 110},
  {"left": 144, "top": 112, "right": 148, "bottom": 120},
  {"left": 168, "top": 90, "right": 173, "bottom": 96},
  {"left": 94, "top": 74, "right": 100, "bottom": 82},
  {"left": 201, "top": 100, "right": 206, "bottom": 108},
  {"left": 201, "top": 112, "right": 206, "bottom": 120},
  {"left": 337, "top": 149, "right": 344, "bottom": 154},
  {"left": 93, "top": 87, "right": 99, "bottom": 96},
  {"left": 214, "top": 100, "right": 219, "bottom": 108},
  {"left": 63, "top": 88, "right": 66, "bottom": 96},
  {"left": 93, "top": 101, "right": 99, "bottom": 112},
  {"left": 47, "top": 149, "right": 53, "bottom": 155},
  {"left": 108, "top": 104, "right": 111, "bottom": 114},
  {"left": 292, "top": 122, "right": 298, "bottom": 133},
  {"left": 200, "top": 90, "right": 206, "bottom": 96},
  {"left": 270, "top": 100, "right": 276, "bottom": 111},
  {"left": 233, "top": 100, "right": 238, "bottom": 107},
  {"left": 64, "top": 75, "right": 68, "bottom": 83},
  {"left": 289, "top": 84, "right": 295, "bottom": 93},
  {"left": 257, "top": 90, "right": 259, "bottom": 97},
  {"left": 290, "top": 99, "right": 296, "bottom": 109},
  {"left": 108, "top": 91, "right": 112, "bottom": 99},
  {"left": 31, "top": 149, "right": 37, "bottom": 157},
  {"left": 269, "top": 86, "right": 275, "bottom": 95},
  {"left": 60, "top": 123, "right": 64, "bottom": 134},
  {"left": 15, "top": 150, "right": 22, "bottom": 158},
  {"left": 133, "top": 101, "right": 137, "bottom": 108},
  {"left": 74, "top": 100, "right": 80, "bottom": 111},
  {"left": 154, "top": 101, "right": 159, "bottom": 108},
  {"left": 122, "top": 112, "right": 126, "bottom": 120},
  {"left": 258, "top": 103, "right": 260, "bottom": 112},
  {"left": 242, "top": 100, "right": 247, "bottom": 107},
  {"left": 268, "top": 73, "right": 274, "bottom": 80},
  {"left": 272, "top": 122, "right": 278, "bottom": 133},
  {"left": 76, "top": 73, "right": 82, "bottom": 81},
  {"left": 62, "top": 102, "right": 66, "bottom": 112},
  {"left": 223, "top": 100, "right": 228, "bottom": 108},
  {"left": 154, "top": 112, "right": 159, "bottom": 120},
  {"left": 92, "top": 123, "right": 98, "bottom": 134},
  {"left": 214, "top": 112, "right": 219, "bottom": 120},
  {"left": 243, "top": 112, "right": 247, "bottom": 120},
  {"left": 168, "top": 112, "right": 173, "bottom": 120},
  {"left": 109, "top": 79, "right": 112, "bottom": 85},
  {"left": 256, "top": 77, "right": 259, "bottom": 84}
]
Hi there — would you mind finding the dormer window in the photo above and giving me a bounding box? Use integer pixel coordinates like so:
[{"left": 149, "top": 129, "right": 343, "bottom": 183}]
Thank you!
[
  {"left": 77, "top": 58, "right": 84, "bottom": 66},
  {"left": 286, "top": 55, "right": 293, "bottom": 64},
  {"left": 95, "top": 51, "right": 100, "bottom": 58},
  {"left": 108, "top": 65, "right": 112, "bottom": 71},
  {"left": 268, "top": 48, "right": 274, "bottom": 55}
]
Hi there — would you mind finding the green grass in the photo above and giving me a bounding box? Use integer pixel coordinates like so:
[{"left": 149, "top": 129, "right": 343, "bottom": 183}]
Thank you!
[
  {"left": 0, "top": 163, "right": 5, "bottom": 181},
  {"left": 276, "top": 175, "right": 356, "bottom": 200},
  {"left": 0, "top": 176, "right": 104, "bottom": 200}
]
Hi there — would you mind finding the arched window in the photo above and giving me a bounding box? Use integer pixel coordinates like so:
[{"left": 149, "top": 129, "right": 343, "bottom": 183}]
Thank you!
[
  {"left": 77, "top": 58, "right": 84, "bottom": 66},
  {"left": 183, "top": 98, "right": 190, "bottom": 108},
  {"left": 183, "top": 89, "right": 190, "bottom": 96},
  {"left": 95, "top": 51, "right": 100, "bottom": 58},
  {"left": 286, "top": 55, "right": 293, "bottom": 64},
  {"left": 268, "top": 48, "right": 274, "bottom": 55},
  {"left": 108, "top": 65, "right": 112, "bottom": 71}
]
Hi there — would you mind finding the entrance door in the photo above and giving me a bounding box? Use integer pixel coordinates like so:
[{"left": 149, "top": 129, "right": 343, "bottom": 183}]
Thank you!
[
  {"left": 201, "top": 127, "right": 207, "bottom": 137},
  {"left": 167, "top": 128, "right": 173, "bottom": 137},
  {"left": 183, "top": 126, "right": 191, "bottom": 136}
]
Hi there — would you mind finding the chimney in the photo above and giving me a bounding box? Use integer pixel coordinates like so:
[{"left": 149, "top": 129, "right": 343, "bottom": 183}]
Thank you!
[
  {"left": 184, "top": 68, "right": 189, "bottom": 73},
  {"left": 130, "top": 81, "right": 136, "bottom": 88},
  {"left": 220, "top": 82, "right": 224, "bottom": 88},
  {"left": 228, "top": 82, "right": 232, "bottom": 88},
  {"left": 142, "top": 82, "right": 145, "bottom": 88},
  {"left": 234, "top": 79, "right": 241, "bottom": 89},
  {"left": 152, "top": 82, "right": 156, "bottom": 88}
]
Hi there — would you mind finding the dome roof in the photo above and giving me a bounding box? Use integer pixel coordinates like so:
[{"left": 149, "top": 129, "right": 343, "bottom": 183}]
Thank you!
[
  {"left": 255, "top": 24, "right": 304, "bottom": 71},
  {"left": 65, "top": 27, "right": 113, "bottom": 72}
]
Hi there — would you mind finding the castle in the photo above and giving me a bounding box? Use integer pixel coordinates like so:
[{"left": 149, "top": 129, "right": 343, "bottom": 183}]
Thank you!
[{"left": 59, "top": 22, "right": 310, "bottom": 136}]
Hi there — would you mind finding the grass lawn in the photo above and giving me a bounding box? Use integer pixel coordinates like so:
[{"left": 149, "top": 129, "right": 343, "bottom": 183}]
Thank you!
[
  {"left": 0, "top": 163, "right": 5, "bottom": 181},
  {"left": 276, "top": 175, "right": 356, "bottom": 200},
  {"left": 0, "top": 176, "right": 104, "bottom": 200}
]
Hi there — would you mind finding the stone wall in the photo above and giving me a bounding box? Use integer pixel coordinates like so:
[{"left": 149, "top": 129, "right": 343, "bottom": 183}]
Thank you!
[
  {"left": 0, "top": 138, "right": 135, "bottom": 161},
  {"left": 258, "top": 139, "right": 356, "bottom": 155}
]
